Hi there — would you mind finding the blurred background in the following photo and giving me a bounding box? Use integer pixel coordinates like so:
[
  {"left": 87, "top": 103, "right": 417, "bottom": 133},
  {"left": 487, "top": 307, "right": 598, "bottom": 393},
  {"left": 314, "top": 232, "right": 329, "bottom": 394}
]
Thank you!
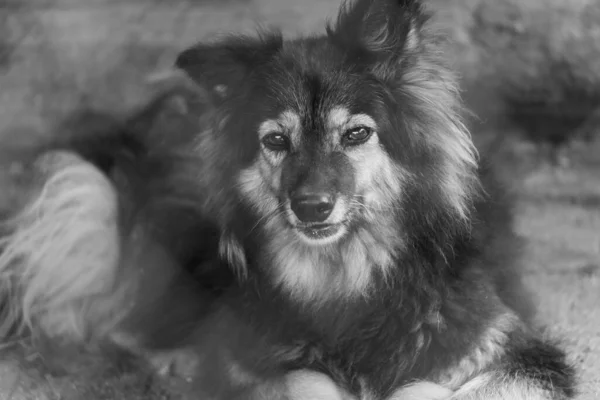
[{"left": 0, "top": 0, "right": 598, "bottom": 399}]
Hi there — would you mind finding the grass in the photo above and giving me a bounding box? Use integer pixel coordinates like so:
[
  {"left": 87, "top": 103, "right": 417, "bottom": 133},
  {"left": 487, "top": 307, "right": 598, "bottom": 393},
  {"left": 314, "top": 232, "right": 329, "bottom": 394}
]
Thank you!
[{"left": 0, "top": 0, "right": 599, "bottom": 398}]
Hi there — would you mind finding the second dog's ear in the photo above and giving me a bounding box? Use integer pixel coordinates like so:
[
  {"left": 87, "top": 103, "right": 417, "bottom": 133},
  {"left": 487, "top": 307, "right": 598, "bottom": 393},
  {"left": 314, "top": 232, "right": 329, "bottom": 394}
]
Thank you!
[{"left": 175, "top": 33, "right": 283, "bottom": 101}]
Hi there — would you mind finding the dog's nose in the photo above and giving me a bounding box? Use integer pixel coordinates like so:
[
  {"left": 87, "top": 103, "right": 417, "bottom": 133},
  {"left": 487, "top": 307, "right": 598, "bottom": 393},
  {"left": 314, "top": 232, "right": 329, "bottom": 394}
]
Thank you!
[{"left": 290, "top": 193, "right": 334, "bottom": 223}]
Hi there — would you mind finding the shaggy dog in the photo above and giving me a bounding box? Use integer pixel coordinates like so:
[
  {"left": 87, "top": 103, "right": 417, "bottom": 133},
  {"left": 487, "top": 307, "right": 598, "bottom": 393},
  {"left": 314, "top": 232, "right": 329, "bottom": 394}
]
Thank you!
[{"left": 0, "top": 0, "right": 576, "bottom": 399}]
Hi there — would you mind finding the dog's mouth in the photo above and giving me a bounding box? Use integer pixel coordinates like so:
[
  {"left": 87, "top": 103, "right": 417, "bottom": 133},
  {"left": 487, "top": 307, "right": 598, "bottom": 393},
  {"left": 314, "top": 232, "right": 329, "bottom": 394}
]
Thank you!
[
  {"left": 297, "top": 223, "right": 341, "bottom": 239},
  {"left": 282, "top": 196, "right": 352, "bottom": 244},
  {"left": 292, "top": 222, "right": 348, "bottom": 245}
]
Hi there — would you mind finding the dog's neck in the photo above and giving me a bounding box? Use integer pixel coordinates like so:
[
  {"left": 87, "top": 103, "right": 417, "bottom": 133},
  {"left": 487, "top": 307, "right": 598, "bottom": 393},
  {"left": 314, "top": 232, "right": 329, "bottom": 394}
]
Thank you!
[{"left": 258, "top": 215, "right": 404, "bottom": 306}]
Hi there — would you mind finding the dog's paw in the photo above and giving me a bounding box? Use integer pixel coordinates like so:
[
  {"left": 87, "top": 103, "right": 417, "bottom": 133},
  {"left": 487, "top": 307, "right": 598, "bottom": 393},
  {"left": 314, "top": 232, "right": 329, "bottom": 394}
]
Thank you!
[
  {"left": 141, "top": 347, "right": 204, "bottom": 396},
  {"left": 285, "top": 370, "right": 356, "bottom": 400},
  {"left": 110, "top": 331, "right": 199, "bottom": 388},
  {"left": 149, "top": 349, "right": 200, "bottom": 381},
  {"left": 388, "top": 381, "right": 454, "bottom": 400}
]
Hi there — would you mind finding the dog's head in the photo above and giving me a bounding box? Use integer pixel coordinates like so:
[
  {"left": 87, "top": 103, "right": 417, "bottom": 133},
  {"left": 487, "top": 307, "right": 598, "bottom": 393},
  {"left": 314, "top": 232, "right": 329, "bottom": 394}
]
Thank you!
[{"left": 176, "top": 0, "right": 479, "bottom": 301}]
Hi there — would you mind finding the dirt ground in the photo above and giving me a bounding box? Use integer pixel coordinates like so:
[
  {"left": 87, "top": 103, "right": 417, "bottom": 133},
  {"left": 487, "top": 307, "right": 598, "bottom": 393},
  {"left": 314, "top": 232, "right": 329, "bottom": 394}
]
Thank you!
[
  {"left": 0, "top": 0, "right": 598, "bottom": 399},
  {"left": 511, "top": 143, "right": 600, "bottom": 400}
]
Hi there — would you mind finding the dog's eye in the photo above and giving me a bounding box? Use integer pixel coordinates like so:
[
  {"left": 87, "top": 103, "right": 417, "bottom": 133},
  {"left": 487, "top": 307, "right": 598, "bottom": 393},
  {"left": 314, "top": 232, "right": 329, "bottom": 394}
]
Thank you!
[
  {"left": 343, "top": 126, "right": 373, "bottom": 145},
  {"left": 262, "top": 133, "right": 290, "bottom": 151}
]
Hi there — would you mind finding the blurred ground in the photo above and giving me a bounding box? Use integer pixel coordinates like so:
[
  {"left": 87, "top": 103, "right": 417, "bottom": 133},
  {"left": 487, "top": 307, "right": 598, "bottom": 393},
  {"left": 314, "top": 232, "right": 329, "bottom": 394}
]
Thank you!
[
  {"left": 510, "top": 142, "right": 600, "bottom": 400},
  {"left": 0, "top": 0, "right": 598, "bottom": 399}
]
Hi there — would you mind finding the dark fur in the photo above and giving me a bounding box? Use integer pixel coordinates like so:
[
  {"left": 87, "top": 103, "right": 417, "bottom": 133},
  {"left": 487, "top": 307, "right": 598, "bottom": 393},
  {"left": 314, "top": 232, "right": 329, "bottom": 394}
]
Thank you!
[{"left": 34, "top": 0, "right": 577, "bottom": 399}]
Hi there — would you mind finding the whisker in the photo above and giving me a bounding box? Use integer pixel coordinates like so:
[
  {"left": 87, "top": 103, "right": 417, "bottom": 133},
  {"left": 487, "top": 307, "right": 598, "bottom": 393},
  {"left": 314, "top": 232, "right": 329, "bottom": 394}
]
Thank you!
[
  {"left": 349, "top": 196, "right": 403, "bottom": 213},
  {"left": 248, "top": 206, "right": 287, "bottom": 234}
]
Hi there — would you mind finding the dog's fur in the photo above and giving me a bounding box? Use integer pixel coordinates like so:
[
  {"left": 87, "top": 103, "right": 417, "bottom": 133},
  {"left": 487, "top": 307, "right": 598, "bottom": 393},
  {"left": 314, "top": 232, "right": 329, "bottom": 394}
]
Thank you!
[
  {"left": 0, "top": 81, "right": 224, "bottom": 350},
  {"left": 0, "top": 150, "right": 123, "bottom": 341},
  {"left": 0, "top": 0, "right": 577, "bottom": 399}
]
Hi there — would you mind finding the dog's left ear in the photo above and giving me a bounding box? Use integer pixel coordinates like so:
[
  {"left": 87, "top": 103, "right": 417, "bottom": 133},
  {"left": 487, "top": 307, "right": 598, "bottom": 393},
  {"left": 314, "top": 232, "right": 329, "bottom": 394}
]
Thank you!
[
  {"left": 327, "top": 0, "right": 427, "bottom": 77},
  {"left": 174, "top": 33, "right": 283, "bottom": 102}
]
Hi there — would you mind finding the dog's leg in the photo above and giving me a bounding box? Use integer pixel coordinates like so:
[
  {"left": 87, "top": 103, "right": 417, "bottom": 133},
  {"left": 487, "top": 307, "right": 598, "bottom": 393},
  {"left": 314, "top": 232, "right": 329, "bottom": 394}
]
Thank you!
[
  {"left": 443, "top": 314, "right": 576, "bottom": 400},
  {"left": 109, "top": 226, "right": 217, "bottom": 381},
  {"left": 389, "top": 347, "right": 574, "bottom": 400},
  {"left": 140, "top": 293, "right": 356, "bottom": 400},
  {"left": 445, "top": 334, "right": 576, "bottom": 400},
  {"left": 389, "top": 309, "right": 576, "bottom": 400}
]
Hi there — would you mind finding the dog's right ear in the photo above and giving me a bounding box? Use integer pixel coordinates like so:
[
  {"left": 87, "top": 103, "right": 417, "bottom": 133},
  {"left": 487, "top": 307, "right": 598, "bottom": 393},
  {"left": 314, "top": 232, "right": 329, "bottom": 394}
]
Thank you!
[
  {"left": 175, "top": 32, "right": 283, "bottom": 101},
  {"left": 327, "top": 0, "right": 427, "bottom": 81}
]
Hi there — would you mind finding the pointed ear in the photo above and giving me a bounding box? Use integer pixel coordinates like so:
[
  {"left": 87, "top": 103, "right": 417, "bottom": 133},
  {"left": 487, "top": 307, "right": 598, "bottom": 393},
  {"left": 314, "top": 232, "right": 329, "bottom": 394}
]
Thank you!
[
  {"left": 174, "top": 33, "right": 283, "bottom": 101},
  {"left": 327, "top": 0, "right": 427, "bottom": 70}
]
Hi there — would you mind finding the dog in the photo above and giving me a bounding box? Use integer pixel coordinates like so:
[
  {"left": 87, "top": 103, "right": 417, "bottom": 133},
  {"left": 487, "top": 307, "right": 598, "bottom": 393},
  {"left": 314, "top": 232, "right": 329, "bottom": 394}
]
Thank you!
[
  {"left": 0, "top": 0, "right": 577, "bottom": 399},
  {"left": 166, "top": 0, "right": 578, "bottom": 398}
]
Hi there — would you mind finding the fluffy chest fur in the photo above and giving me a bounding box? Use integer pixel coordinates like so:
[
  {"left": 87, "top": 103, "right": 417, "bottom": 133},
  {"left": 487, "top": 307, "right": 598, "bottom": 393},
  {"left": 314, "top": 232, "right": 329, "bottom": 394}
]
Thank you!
[
  {"left": 233, "top": 232, "right": 515, "bottom": 398},
  {"left": 258, "top": 207, "right": 402, "bottom": 304}
]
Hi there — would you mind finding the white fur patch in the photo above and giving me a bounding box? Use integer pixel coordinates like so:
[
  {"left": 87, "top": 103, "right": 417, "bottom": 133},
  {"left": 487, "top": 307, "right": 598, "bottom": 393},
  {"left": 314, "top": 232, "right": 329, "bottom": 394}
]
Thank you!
[
  {"left": 279, "top": 110, "right": 302, "bottom": 144},
  {"left": 388, "top": 381, "right": 454, "bottom": 400},
  {"left": 326, "top": 107, "right": 377, "bottom": 140},
  {"left": 266, "top": 227, "right": 334, "bottom": 302},
  {"left": 326, "top": 106, "right": 351, "bottom": 132},
  {"left": 0, "top": 151, "right": 123, "bottom": 342},
  {"left": 449, "top": 372, "right": 554, "bottom": 400},
  {"left": 346, "top": 138, "right": 405, "bottom": 218},
  {"left": 237, "top": 164, "right": 280, "bottom": 220},
  {"left": 404, "top": 23, "right": 420, "bottom": 53},
  {"left": 258, "top": 109, "right": 302, "bottom": 160},
  {"left": 261, "top": 215, "right": 399, "bottom": 303},
  {"left": 219, "top": 231, "right": 248, "bottom": 279},
  {"left": 327, "top": 106, "right": 408, "bottom": 219},
  {"left": 285, "top": 370, "right": 352, "bottom": 400}
]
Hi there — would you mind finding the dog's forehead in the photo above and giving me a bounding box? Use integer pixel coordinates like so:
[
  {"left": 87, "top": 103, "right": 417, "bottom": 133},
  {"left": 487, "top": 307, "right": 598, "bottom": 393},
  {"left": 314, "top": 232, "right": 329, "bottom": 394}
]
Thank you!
[
  {"left": 263, "top": 50, "right": 381, "bottom": 136},
  {"left": 261, "top": 106, "right": 362, "bottom": 135}
]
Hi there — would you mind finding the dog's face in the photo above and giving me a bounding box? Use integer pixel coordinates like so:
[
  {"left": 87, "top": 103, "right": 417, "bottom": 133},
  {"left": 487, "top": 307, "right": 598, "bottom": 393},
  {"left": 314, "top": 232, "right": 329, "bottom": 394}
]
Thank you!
[
  {"left": 176, "top": 0, "right": 479, "bottom": 301},
  {"left": 245, "top": 75, "right": 406, "bottom": 247}
]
